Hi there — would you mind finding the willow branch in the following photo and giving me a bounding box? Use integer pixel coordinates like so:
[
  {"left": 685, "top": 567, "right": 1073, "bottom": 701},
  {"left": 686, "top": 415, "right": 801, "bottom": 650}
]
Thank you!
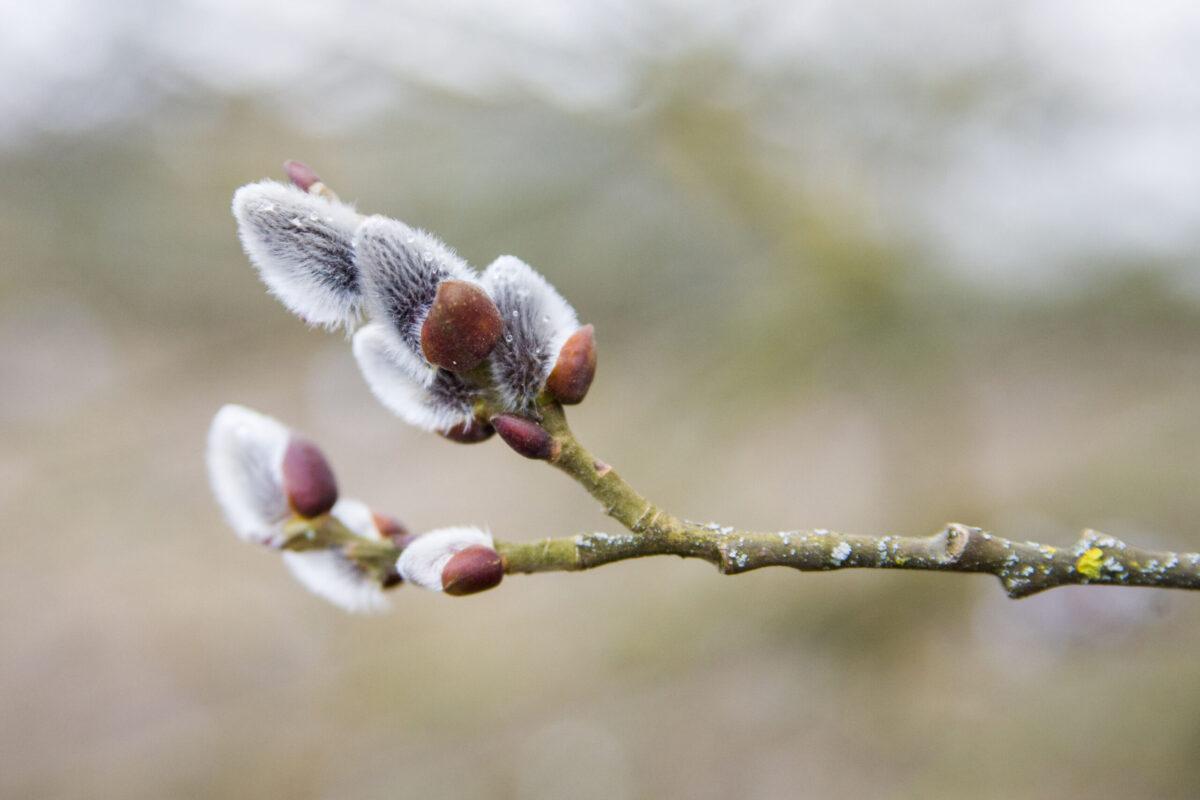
[
  {"left": 227, "top": 166, "right": 1200, "bottom": 602},
  {"left": 491, "top": 404, "right": 1200, "bottom": 599},
  {"left": 281, "top": 403, "right": 1200, "bottom": 599}
]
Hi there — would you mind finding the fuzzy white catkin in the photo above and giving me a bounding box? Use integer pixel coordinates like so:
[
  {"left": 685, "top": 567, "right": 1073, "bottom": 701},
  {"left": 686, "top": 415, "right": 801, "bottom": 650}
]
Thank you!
[
  {"left": 280, "top": 498, "right": 391, "bottom": 613},
  {"left": 482, "top": 255, "right": 578, "bottom": 412},
  {"left": 354, "top": 215, "right": 478, "bottom": 386},
  {"left": 352, "top": 322, "right": 479, "bottom": 432},
  {"left": 232, "top": 180, "right": 364, "bottom": 330},
  {"left": 206, "top": 404, "right": 291, "bottom": 546},
  {"left": 396, "top": 527, "right": 494, "bottom": 591}
]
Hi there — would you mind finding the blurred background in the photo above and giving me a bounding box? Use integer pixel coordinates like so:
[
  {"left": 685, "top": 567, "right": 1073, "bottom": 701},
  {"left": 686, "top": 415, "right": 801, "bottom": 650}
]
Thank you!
[{"left": 4, "top": 0, "right": 1200, "bottom": 797}]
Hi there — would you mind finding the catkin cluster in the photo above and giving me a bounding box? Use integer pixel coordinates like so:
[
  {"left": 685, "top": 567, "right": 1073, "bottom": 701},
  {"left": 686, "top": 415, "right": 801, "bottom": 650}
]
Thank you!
[{"left": 208, "top": 162, "right": 599, "bottom": 611}]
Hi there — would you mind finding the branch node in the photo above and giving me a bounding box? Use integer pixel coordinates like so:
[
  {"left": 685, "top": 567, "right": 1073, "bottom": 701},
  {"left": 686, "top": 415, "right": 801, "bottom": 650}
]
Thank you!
[
  {"left": 632, "top": 504, "right": 656, "bottom": 532},
  {"left": 939, "top": 523, "right": 975, "bottom": 563}
]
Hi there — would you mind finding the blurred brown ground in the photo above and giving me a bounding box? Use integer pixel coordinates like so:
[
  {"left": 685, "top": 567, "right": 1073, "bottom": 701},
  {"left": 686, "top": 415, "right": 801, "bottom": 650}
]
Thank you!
[{"left": 3, "top": 6, "right": 1200, "bottom": 797}]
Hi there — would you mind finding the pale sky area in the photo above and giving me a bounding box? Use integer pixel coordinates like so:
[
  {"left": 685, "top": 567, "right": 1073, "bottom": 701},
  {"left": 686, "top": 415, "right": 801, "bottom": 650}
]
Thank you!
[{"left": 3, "top": 0, "right": 1199, "bottom": 290}]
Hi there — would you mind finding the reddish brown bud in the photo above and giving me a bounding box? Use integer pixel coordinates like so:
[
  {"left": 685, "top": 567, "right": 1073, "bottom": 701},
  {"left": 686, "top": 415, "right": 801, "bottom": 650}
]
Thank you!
[
  {"left": 283, "top": 160, "right": 321, "bottom": 192},
  {"left": 492, "top": 414, "right": 559, "bottom": 460},
  {"left": 381, "top": 569, "right": 404, "bottom": 589},
  {"left": 372, "top": 512, "right": 409, "bottom": 543},
  {"left": 546, "top": 324, "right": 596, "bottom": 405},
  {"left": 281, "top": 436, "right": 338, "bottom": 518},
  {"left": 441, "top": 545, "right": 504, "bottom": 596},
  {"left": 420, "top": 280, "right": 503, "bottom": 372},
  {"left": 393, "top": 532, "right": 419, "bottom": 550},
  {"left": 439, "top": 418, "right": 495, "bottom": 444}
]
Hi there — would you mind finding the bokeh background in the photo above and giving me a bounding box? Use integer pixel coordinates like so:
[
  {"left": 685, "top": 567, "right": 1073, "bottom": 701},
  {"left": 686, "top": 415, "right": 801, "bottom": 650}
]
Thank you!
[{"left": 5, "top": 1, "right": 1200, "bottom": 797}]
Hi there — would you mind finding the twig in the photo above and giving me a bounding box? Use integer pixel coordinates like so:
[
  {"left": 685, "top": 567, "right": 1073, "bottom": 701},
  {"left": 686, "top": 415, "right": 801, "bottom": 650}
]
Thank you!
[
  {"left": 281, "top": 402, "right": 1200, "bottom": 599},
  {"left": 493, "top": 404, "right": 1200, "bottom": 599}
]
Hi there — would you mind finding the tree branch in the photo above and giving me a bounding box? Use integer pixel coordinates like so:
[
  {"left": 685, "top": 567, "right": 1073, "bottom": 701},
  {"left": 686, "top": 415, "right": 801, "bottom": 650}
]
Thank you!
[
  {"left": 493, "top": 403, "right": 1200, "bottom": 599},
  {"left": 228, "top": 165, "right": 1200, "bottom": 602},
  {"left": 280, "top": 402, "right": 1200, "bottom": 599}
]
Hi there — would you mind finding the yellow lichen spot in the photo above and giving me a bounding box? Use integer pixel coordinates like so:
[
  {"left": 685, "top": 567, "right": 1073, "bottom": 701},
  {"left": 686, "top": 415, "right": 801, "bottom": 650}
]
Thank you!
[{"left": 1075, "top": 547, "right": 1104, "bottom": 580}]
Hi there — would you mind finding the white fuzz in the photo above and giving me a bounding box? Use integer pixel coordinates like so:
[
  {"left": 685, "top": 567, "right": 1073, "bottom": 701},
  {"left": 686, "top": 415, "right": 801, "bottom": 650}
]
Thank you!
[
  {"left": 280, "top": 497, "right": 390, "bottom": 614},
  {"left": 281, "top": 551, "right": 390, "bottom": 613},
  {"left": 206, "top": 404, "right": 291, "bottom": 546},
  {"left": 482, "top": 256, "right": 578, "bottom": 412},
  {"left": 232, "top": 180, "right": 364, "bottom": 330},
  {"left": 352, "top": 322, "right": 478, "bottom": 432},
  {"left": 354, "top": 215, "right": 477, "bottom": 386},
  {"left": 396, "top": 527, "right": 493, "bottom": 591},
  {"left": 327, "top": 497, "right": 383, "bottom": 541}
]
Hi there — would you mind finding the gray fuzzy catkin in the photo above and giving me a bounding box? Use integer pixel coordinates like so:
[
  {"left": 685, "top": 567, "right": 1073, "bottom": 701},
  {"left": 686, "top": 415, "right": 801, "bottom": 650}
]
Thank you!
[
  {"left": 232, "top": 180, "right": 364, "bottom": 329},
  {"left": 352, "top": 322, "right": 481, "bottom": 432},
  {"left": 482, "top": 255, "right": 578, "bottom": 412},
  {"left": 354, "top": 215, "right": 477, "bottom": 386}
]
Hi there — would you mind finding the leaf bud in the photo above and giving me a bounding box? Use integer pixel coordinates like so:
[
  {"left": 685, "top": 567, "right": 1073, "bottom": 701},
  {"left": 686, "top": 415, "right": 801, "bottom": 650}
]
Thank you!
[
  {"left": 372, "top": 512, "right": 410, "bottom": 544},
  {"left": 546, "top": 324, "right": 596, "bottom": 405},
  {"left": 441, "top": 545, "right": 504, "bottom": 596},
  {"left": 281, "top": 436, "right": 339, "bottom": 518},
  {"left": 492, "top": 414, "right": 559, "bottom": 460},
  {"left": 282, "top": 159, "right": 338, "bottom": 200},
  {"left": 439, "top": 418, "right": 495, "bottom": 444},
  {"left": 420, "top": 280, "right": 503, "bottom": 372},
  {"left": 283, "top": 160, "right": 321, "bottom": 191}
]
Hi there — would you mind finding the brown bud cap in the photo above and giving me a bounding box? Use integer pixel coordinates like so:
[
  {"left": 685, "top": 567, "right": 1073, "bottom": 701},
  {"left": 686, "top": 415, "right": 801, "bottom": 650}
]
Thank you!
[
  {"left": 441, "top": 545, "right": 504, "bottom": 596},
  {"left": 393, "top": 532, "right": 419, "bottom": 550},
  {"left": 381, "top": 569, "right": 404, "bottom": 589},
  {"left": 420, "top": 280, "right": 503, "bottom": 372},
  {"left": 281, "top": 436, "right": 338, "bottom": 518},
  {"left": 492, "top": 414, "right": 559, "bottom": 460},
  {"left": 439, "top": 418, "right": 495, "bottom": 444},
  {"left": 546, "top": 324, "right": 596, "bottom": 405},
  {"left": 283, "top": 160, "right": 321, "bottom": 192},
  {"left": 372, "top": 512, "right": 409, "bottom": 543}
]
